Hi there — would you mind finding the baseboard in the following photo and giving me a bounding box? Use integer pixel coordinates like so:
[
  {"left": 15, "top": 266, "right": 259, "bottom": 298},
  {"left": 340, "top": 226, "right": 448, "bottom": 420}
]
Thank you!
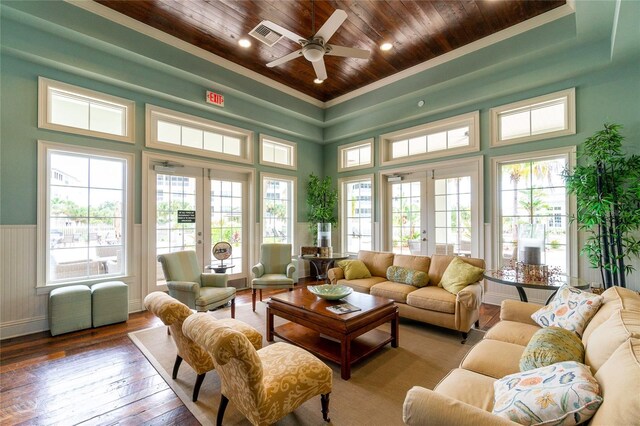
[{"left": 0, "top": 316, "right": 49, "bottom": 340}]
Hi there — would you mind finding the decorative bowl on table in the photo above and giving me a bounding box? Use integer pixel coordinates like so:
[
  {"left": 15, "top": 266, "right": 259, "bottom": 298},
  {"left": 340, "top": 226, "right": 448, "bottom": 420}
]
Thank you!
[{"left": 308, "top": 284, "right": 353, "bottom": 300}]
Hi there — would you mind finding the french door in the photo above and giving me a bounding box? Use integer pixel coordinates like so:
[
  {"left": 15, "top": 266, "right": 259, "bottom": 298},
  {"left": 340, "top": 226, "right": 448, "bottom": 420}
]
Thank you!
[{"left": 148, "top": 162, "right": 248, "bottom": 289}]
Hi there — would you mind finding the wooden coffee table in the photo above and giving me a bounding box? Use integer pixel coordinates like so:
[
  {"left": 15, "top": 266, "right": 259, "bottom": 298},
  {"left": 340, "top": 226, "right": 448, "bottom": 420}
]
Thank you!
[{"left": 266, "top": 288, "right": 399, "bottom": 380}]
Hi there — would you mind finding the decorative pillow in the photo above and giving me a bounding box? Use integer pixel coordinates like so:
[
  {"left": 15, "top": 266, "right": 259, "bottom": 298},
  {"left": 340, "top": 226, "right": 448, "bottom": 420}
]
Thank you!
[
  {"left": 493, "top": 361, "right": 602, "bottom": 425},
  {"left": 386, "top": 265, "right": 429, "bottom": 288},
  {"left": 337, "top": 260, "right": 371, "bottom": 280},
  {"left": 439, "top": 256, "right": 485, "bottom": 294},
  {"left": 531, "top": 285, "right": 603, "bottom": 337},
  {"left": 520, "top": 327, "right": 584, "bottom": 371}
]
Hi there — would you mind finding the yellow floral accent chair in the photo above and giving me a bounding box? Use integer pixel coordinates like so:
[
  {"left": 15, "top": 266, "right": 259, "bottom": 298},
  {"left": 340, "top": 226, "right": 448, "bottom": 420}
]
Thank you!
[
  {"left": 182, "top": 313, "right": 332, "bottom": 425},
  {"left": 143, "top": 292, "right": 262, "bottom": 402}
]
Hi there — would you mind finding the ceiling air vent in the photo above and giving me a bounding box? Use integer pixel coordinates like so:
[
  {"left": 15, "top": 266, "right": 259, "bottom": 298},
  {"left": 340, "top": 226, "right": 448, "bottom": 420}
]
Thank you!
[{"left": 249, "top": 22, "right": 283, "bottom": 47}]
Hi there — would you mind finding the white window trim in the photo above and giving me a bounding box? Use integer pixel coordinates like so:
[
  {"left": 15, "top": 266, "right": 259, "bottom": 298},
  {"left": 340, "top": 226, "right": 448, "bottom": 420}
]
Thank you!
[
  {"left": 338, "top": 174, "right": 375, "bottom": 254},
  {"left": 36, "top": 140, "right": 135, "bottom": 290},
  {"left": 490, "top": 88, "right": 576, "bottom": 147},
  {"left": 260, "top": 172, "right": 297, "bottom": 248},
  {"left": 491, "top": 146, "right": 577, "bottom": 274},
  {"left": 145, "top": 104, "right": 254, "bottom": 164},
  {"left": 259, "top": 134, "right": 297, "bottom": 170},
  {"left": 338, "top": 138, "right": 374, "bottom": 172},
  {"left": 38, "top": 77, "right": 135, "bottom": 143},
  {"left": 380, "top": 111, "right": 480, "bottom": 166}
]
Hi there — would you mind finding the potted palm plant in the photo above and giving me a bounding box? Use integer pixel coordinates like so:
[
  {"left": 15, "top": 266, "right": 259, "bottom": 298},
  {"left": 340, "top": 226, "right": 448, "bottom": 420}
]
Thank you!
[
  {"left": 562, "top": 123, "right": 640, "bottom": 288},
  {"left": 306, "top": 173, "right": 338, "bottom": 246}
]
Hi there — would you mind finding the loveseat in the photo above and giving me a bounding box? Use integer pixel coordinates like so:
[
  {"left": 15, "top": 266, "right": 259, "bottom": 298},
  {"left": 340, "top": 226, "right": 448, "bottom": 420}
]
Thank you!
[
  {"left": 403, "top": 286, "right": 640, "bottom": 425},
  {"left": 327, "top": 250, "right": 485, "bottom": 338}
]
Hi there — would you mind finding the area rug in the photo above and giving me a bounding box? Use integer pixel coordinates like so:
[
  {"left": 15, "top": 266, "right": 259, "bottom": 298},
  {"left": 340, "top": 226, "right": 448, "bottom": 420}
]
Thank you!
[{"left": 129, "top": 301, "right": 483, "bottom": 425}]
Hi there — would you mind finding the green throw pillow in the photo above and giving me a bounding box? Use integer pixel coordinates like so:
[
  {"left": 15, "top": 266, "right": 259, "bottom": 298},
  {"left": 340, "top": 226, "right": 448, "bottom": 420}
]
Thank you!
[
  {"left": 386, "top": 265, "right": 429, "bottom": 288},
  {"left": 520, "top": 326, "right": 585, "bottom": 371},
  {"left": 337, "top": 260, "right": 371, "bottom": 280},
  {"left": 439, "top": 257, "right": 484, "bottom": 294}
]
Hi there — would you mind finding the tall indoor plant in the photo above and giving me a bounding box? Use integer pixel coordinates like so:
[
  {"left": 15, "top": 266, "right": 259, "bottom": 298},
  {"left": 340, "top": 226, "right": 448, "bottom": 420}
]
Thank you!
[
  {"left": 562, "top": 123, "right": 640, "bottom": 288},
  {"left": 306, "top": 173, "right": 338, "bottom": 244}
]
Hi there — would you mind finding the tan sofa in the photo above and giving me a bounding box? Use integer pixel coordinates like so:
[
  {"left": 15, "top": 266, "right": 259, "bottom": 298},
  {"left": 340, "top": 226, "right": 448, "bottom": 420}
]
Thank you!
[
  {"left": 403, "top": 286, "right": 640, "bottom": 425},
  {"left": 327, "top": 250, "right": 485, "bottom": 338}
]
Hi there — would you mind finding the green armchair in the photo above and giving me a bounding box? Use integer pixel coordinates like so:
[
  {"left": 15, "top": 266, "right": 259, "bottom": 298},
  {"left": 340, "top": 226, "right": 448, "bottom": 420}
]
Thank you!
[
  {"left": 251, "top": 243, "right": 296, "bottom": 311},
  {"left": 157, "top": 250, "right": 236, "bottom": 317}
]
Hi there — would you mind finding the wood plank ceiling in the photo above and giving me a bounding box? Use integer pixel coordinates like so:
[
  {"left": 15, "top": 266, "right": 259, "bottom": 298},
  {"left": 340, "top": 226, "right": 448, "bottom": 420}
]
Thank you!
[{"left": 96, "top": 0, "right": 565, "bottom": 102}]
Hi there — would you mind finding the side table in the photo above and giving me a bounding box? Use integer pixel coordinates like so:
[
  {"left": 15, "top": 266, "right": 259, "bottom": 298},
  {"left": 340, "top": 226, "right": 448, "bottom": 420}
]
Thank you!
[
  {"left": 300, "top": 253, "right": 349, "bottom": 282},
  {"left": 484, "top": 270, "right": 590, "bottom": 304}
]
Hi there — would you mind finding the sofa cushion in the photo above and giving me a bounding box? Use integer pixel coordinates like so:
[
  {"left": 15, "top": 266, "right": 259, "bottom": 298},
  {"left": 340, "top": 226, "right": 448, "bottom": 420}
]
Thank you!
[
  {"left": 357, "top": 250, "right": 395, "bottom": 278},
  {"left": 371, "top": 281, "right": 417, "bottom": 303},
  {"left": 584, "top": 309, "right": 640, "bottom": 372},
  {"left": 337, "top": 259, "right": 371, "bottom": 280},
  {"left": 439, "top": 257, "right": 485, "bottom": 294},
  {"left": 492, "top": 361, "right": 602, "bottom": 426},
  {"left": 337, "top": 276, "right": 387, "bottom": 293},
  {"left": 393, "top": 254, "right": 431, "bottom": 274},
  {"left": 406, "top": 286, "right": 456, "bottom": 314},
  {"left": 582, "top": 286, "right": 640, "bottom": 343},
  {"left": 428, "top": 255, "right": 485, "bottom": 287},
  {"left": 434, "top": 368, "right": 496, "bottom": 411},
  {"left": 485, "top": 320, "right": 541, "bottom": 347},
  {"left": 531, "top": 285, "right": 603, "bottom": 337},
  {"left": 460, "top": 339, "right": 524, "bottom": 379},
  {"left": 519, "top": 326, "right": 584, "bottom": 372},
  {"left": 386, "top": 266, "right": 429, "bottom": 288},
  {"left": 591, "top": 338, "right": 640, "bottom": 426}
]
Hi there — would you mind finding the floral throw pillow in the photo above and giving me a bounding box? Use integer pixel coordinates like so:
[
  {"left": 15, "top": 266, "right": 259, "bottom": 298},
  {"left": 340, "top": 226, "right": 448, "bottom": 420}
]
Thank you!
[
  {"left": 531, "top": 285, "right": 603, "bottom": 337},
  {"left": 493, "top": 361, "right": 602, "bottom": 425}
]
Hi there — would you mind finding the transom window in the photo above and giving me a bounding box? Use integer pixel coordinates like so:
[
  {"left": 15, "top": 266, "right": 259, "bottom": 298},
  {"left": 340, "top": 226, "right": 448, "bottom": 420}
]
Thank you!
[
  {"left": 146, "top": 105, "right": 253, "bottom": 164},
  {"left": 491, "top": 88, "right": 575, "bottom": 146},
  {"left": 340, "top": 176, "right": 373, "bottom": 254},
  {"left": 261, "top": 174, "right": 296, "bottom": 245},
  {"left": 338, "top": 139, "right": 373, "bottom": 171},
  {"left": 380, "top": 111, "right": 479, "bottom": 166},
  {"left": 260, "top": 135, "right": 297, "bottom": 169},
  {"left": 38, "top": 77, "right": 135, "bottom": 143}
]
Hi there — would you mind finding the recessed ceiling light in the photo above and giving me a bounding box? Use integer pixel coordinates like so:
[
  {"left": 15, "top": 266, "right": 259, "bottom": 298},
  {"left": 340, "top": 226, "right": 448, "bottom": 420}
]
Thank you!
[
  {"left": 238, "top": 38, "right": 251, "bottom": 48},
  {"left": 380, "top": 42, "right": 393, "bottom": 51},
  {"left": 314, "top": 78, "right": 324, "bottom": 84}
]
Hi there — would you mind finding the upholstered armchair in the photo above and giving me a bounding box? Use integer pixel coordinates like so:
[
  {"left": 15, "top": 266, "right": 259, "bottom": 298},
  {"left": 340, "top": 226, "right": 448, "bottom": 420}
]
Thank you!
[
  {"left": 143, "top": 292, "right": 262, "bottom": 402},
  {"left": 157, "top": 250, "right": 236, "bottom": 316},
  {"left": 182, "top": 313, "right": 332, "bottom": 426},
  {"left": 250, "top": 243, "right": 295, "bottom": 312}
]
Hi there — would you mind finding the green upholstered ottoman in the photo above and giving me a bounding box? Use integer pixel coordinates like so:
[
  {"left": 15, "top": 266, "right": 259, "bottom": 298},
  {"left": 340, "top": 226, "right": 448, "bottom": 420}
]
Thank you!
[
  {"left": 49, "top": 285, "right": 92, "bottom": 336},
  {"left": 92, "top": 281, "right": 129, "bottom": 327}
]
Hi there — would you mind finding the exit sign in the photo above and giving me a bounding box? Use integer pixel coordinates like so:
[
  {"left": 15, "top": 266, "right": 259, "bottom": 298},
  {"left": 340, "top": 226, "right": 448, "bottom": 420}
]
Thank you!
[{"left": 206, "top": 90, "right": 224, "bottom": 107}]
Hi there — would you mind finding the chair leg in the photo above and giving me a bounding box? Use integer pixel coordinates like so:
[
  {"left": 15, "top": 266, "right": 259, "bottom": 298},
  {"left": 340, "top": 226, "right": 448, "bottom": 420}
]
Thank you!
[
  {"left": 230, "top": 298, "right": 236, "bottom": 318},
  {"left": 321, "top": 392, "right": 330, "bottom": 422},
  {"left": 192, "top": 373, "right": 206, "bottom": 402},
  {"left": 172, "top": 355, "right": 183, "bottom": 379},
  {"left": 252, "top": 289, "right": 257, "bottom": 312},
  {"left": 217, "top": 394, "right": 229, "bottom": 426},
  {"left": 259, "top": 289, "right": 263, "bottom": 301}
]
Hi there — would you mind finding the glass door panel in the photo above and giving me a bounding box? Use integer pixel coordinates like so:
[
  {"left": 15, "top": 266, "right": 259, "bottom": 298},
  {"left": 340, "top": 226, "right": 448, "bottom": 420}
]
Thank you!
[
  {"left": 210, "top": 179, "right": 244, "bottom": 274},
  {"left": 390, "top": 180, "right": 422, "bottom": 255},
  {"left": 433, "top": 176, "right": 472, "bottom": 256}
]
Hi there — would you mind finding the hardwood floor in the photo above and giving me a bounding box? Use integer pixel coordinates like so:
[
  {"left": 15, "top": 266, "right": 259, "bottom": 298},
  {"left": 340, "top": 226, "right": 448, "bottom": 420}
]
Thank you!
[{"left": 1, "top": 279, "right": 500, "bottom": 424}]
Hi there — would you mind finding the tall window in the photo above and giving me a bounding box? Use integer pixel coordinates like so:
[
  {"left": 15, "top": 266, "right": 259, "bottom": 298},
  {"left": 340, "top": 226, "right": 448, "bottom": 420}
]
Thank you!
[
  {"left": 434, "top": 176, "right": 472, "bottom": 255},
  {"left": 495, "top": 149, "right": 573, "bottom": 273},
  {"left": 146, "top": 105, "right": 253, "bottom": 163},
  {"left": 38, "top": 77, "right": 135, "bottom": 143},
  {"left": 262, "top": 174, "right": 295, "bottom": 244},
  {"left": 491, "top": 88, "right": 575, "bottom": 146},
  {"left": 39, "top": 142, "right": 132, "bottom": 286},
  {"left": 338, "top": 139, "right": 373, "bottom": 171},
  {"left": 260, "top": 135, "right": 297, "bottom": 170},
  {"left": 341, "top": 176, "right": 373, "bottom": 254}
]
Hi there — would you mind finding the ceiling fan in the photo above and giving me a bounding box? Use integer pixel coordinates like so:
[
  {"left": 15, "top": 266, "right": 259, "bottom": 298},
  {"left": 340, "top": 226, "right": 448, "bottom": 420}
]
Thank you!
[{"left": 258, "top": 7, "right": 370, "bottom": 82}]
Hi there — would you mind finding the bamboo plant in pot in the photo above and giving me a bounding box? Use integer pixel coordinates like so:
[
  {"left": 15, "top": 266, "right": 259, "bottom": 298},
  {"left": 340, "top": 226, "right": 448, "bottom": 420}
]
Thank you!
[
  {"left": 306, "top": 173, "right": 338, "bottom": 247},
  {"left": 562, "top": 123, "right": 640, "bottom": 288}
]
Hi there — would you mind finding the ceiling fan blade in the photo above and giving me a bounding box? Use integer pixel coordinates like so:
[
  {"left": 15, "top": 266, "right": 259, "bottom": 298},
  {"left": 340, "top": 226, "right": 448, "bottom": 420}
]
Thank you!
[
  {"left": 266, "top": 49, "right": 303, "bottom": 67},
  {"left": 326, "top": 45, "right": 371, "bottom": 60},
  {"left": 315, "top": 9, "right": 347, "bottom": 42},
  {"left": 312, "top": 58, "right": 328, "bottom": 81},
  {"left": 261, "top": 20, "right": 305, "bottom": 44}
]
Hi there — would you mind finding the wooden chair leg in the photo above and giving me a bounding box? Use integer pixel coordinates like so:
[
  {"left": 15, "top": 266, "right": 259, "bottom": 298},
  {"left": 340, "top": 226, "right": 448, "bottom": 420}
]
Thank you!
[
  {"left": 216, "top": 394, "right": 229, "bottom": 426},
  {"left": 230, "top": 298, "right": 236, "bottom": 318},
  {"left": 321, "top": 392, "right": 330, "bottom": 422},
  {"left": 259, "top": 289, "right": 263, "bottom": 301},
  {"left": 252, "top": 289, "right": 257, "bottom": 312},
  {"left": 192, "top": 373, "right": 206, "bottom": 402},
  {"left": 172, "top": 355, "right": 183, "bottom": 379}
]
